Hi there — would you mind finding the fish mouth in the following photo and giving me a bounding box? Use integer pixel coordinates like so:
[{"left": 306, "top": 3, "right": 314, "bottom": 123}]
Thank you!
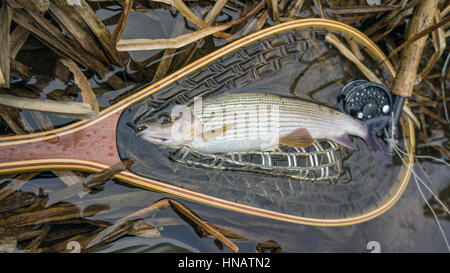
[
  {"left": 141, "top": 135, "right": 169, "bottom": 144},
  {"left": 147, "top": 136, "right": 168, "bottom": 142},
  {"left": 137, "top": 131, "right": 169, "bottom": 142},
  {"left": 134, "top": 124, "right": 169, "bottom": 142}
]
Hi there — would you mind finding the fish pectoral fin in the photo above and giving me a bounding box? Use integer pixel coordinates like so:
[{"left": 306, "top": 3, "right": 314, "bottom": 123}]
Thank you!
[
  {"left": 202, "top": 123, "right": 234, "bottom": 141},
  {"left": 330, "top": 134, "right": 355, "bottom": 149},
  {"left": 279, "top": 128, "right": 314, "bottom": 148}
]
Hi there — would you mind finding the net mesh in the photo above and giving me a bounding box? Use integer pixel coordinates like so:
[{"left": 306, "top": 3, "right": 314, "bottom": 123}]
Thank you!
[{"left": 170, "top": 141, "right": 348, "bottom": 183}]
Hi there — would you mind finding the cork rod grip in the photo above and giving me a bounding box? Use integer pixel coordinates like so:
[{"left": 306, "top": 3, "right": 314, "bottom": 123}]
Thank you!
[{"left": 391, "top": 0, "right": 438, "bottom": 97}]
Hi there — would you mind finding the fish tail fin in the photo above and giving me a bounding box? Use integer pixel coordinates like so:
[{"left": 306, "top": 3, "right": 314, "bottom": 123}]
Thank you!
[{"left": 364, "top": 117, "right": 392, "bottom": 165}]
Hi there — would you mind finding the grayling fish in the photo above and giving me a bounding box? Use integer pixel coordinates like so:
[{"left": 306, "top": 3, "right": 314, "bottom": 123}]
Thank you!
[{"left": 136, "top": 93, "right": 379, "bottom": 154}]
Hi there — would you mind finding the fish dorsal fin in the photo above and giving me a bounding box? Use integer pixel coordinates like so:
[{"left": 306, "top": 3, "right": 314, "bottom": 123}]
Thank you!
[
  {"left": 279, "top": 128, "right": 314, "bottom": 148},
  {"left": 202, "top": 123, "right": 234, "bottom": 141},
  {"left": 330, "top": 134, "right": 355, "bottom": 149}
]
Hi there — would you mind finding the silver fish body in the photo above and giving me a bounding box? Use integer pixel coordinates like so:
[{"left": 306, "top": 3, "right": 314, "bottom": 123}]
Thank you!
[{"left": 138, "top": 93, "right": 371, "bottom": 153}]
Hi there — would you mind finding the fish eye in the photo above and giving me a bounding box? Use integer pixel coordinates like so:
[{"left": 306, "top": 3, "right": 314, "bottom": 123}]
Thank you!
[{"left": 160, "top": 115, "right": 171, "bottom": 125}]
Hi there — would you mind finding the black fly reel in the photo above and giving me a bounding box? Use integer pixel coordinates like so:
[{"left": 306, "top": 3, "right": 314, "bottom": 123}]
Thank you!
[{"left": 336, "top": 80, "right": 393, "bottom": 121}]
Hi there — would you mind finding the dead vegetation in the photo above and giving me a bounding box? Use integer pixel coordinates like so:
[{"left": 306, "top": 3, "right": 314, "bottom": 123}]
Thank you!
[{"left": 0, "top": 0, "right": 448, "bottom": 252}]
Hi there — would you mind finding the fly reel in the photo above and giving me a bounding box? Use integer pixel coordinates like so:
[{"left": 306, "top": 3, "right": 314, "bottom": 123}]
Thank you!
[{"left": 336, "top": 80, "right": 393, "bottom": 121}]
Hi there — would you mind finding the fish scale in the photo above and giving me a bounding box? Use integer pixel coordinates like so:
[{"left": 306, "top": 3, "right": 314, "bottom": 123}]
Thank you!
[{"left": 186, "top": 93, "right": 369, "bottom": 153}]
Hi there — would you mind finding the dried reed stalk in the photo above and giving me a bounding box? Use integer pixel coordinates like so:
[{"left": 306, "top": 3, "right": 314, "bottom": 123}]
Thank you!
[
  {"left": 86, "top": 199, "right": 170, "bottom": 249},
  {"left": 416, "top": 10, "right": 447, "bottom": 83},
  {"left": 371, "top": 8, "right": 414, "bottom": 42},
  {"left": 344, "top": 36, "right": 364, "bottom": 61},
  {"left": 112, "top": 0, "right": 133, "bottom": 43},
  {"left": 14, "top": 0, "right": 50, "bottom": 13},
  {"left": 65, "top": 0, "right": 122, "bottom": 66},
  {"left": 152, "top": 11, "right": 185, "bottom": 82},
  {"left": 10, "top": 26, "right": 30, "bottom": 59},
  {"left": 12, "top": 8, "right": 126, "bottom": 90},
  {"left": 0, "top": 105, "right": 29, "bottom": 134},
  {"left": 168, "top": 199, "right": 239, "bottom": 253},
  {"left": 364, "top": 0, "right": 420, "bottom": 36},
  {"left": 204, "top": 0, "right": 228, "bottom": 24},
  {"left": 0, "top": 172, "right": 40, "bottom": 201},
  {"left": 326, "top": 5, "right": 397, "bottom": 15},
  {"left": 0, "top": 204, "right": 109, "bottom": 229},
  {"left": 117, "top": 22, "right": 235, "bottom": 51},
  {"left": 419, "top": 106, "right": 448, "bottom": 125},
  {"left": 172, "top": 0, "right": 264, "bottom": 68},
  {"left": 59, "top": 58, "right": 100, "bottom": 114},
  {"left": 402, "top": 104, "right": 421, "bottom": 128},
  {"left": 10, "top": 59, "right": 30, "bottom": 79},
  {"left": 325, "top": 33, "right": 382, "bottom": 84},
  {"left": 313, "top": 0, "right": 326, "bottom": 18},
  {"left": 0, "top": 1, "right": 11, "bottom": 88},
  {"left": 0, "top": 94, "right": 96, "bottom": 118},
  {"left": 47, "top": 160, "right": 133, "bottom": 207},
  {"left": 417, "top": 133, "right": 450, "bottom": 158},
  {"left": 48, "top": 2, "right": 109, "bottom": 64},
  {"left": 268, "top": 0, "right": 279, "bottom": 22},
  {"left": 288, "top": 0, "right": 305, "bottom": 18},
  {"left": 152, "top": 0, "right": 230, "bottom": 39}
]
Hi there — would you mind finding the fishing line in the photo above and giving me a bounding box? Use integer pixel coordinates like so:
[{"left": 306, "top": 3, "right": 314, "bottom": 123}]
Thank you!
[
  {"left": 442, "top": 51, "right": 450, "bottom": 124},
  {"left": 414, "top": 155, "right": 450, "bottom": 167},
  {"left": 384, "top": 127, "right": 450, "bottom": 252},
  {"left": 386, "top": 131, "right": 450, "bottom": 208},
  {"left": 392, "top": 143, "right": 450, "bottom": 216},
  {"left": 412, "top": 168, "right": 450, "bottom": 252},
  {"left": 385, "top": 128, "right": 450, "bottom": 215},
  {"left": 117, "top": 53, "right": 129, "bottom": 89},
  {"left": 386, "top": 126, "right": 449, "bottom": 168},
  {"left": 388, "top": 133, "right": 450, "bottom": 168}
]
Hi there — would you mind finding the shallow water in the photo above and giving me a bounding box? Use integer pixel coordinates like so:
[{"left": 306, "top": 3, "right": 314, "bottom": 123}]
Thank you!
[{"left": 1, "top": 2, "right": 449, "bottom": 253}]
